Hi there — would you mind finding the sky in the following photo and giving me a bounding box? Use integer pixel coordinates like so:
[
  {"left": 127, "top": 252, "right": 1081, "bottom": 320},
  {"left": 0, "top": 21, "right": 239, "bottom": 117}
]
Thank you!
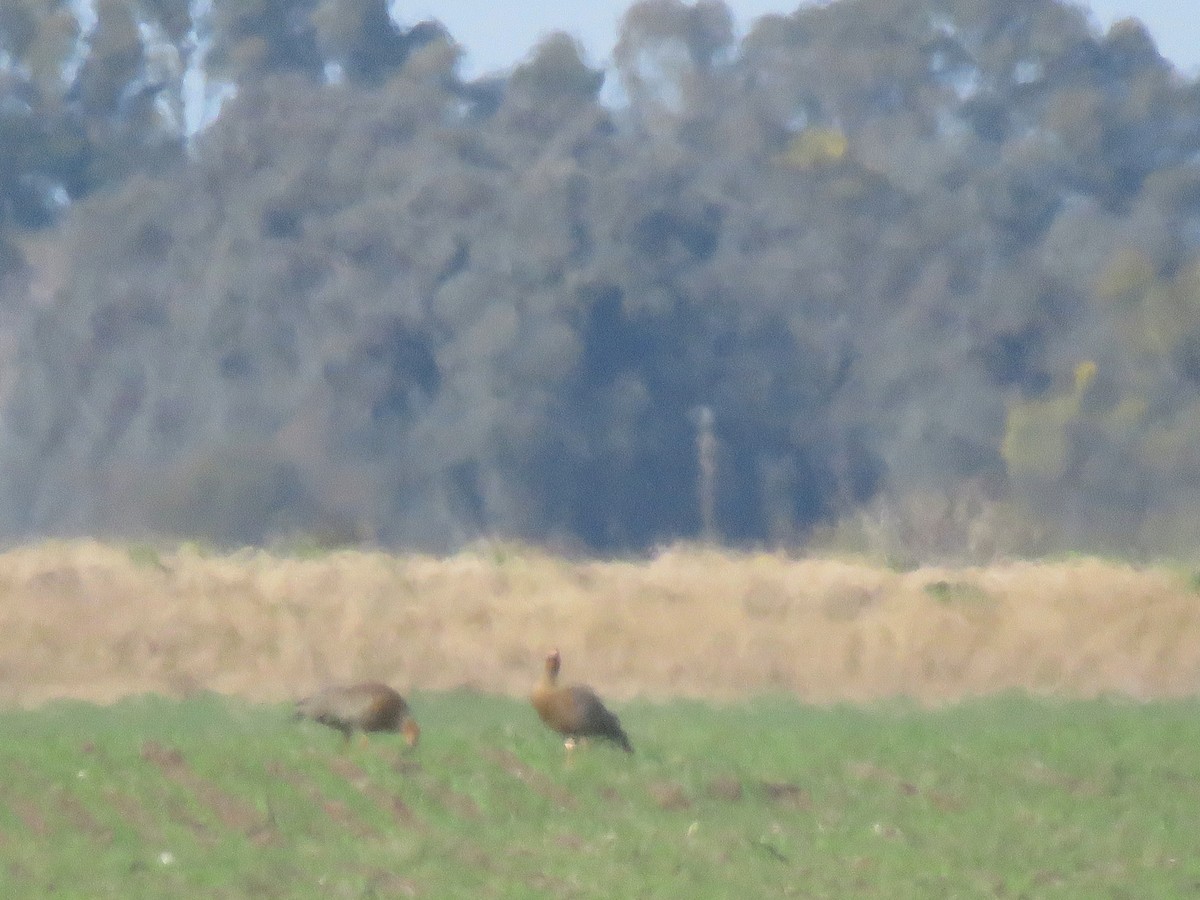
[{"left": 397, "top": 0, "right": 1200, "bottom": 81}]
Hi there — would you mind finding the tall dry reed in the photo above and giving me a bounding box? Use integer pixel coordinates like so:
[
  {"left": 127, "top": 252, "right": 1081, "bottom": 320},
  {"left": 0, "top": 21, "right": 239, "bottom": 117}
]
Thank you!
[{"left": 0, "top": 540, "right": 1197, "bottom": 707}]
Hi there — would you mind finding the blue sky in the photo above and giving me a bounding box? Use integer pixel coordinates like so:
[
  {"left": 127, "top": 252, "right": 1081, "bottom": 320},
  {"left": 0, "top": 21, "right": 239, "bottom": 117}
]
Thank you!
[{"left": 398, "top": 0, "right": 1200, "bottom": 80}]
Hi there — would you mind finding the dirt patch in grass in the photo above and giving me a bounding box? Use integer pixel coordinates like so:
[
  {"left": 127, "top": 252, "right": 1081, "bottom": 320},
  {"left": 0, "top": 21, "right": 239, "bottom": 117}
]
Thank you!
[
  {"left": 418, "top": 775, "right": 483, "bottom": 821},
  {"left": 140, "top": 740, "right": 270, "bottom": 837},
  {"left": 364, "top": 871, "right": 420, "bottom": 897},
  {"left": 706, "top": 774, "right": 744, "bottom": 802},
  {"left": 760, "top": 780, "right": 812, "bottom": 810},
  {"left": 846, "top": 761, "right": 966, "bottom": 811},
  {"left": 647, "top": 780, "right": 691, "bottom": 811},
  {"left": 2, "top": 541, "right": 1200, "bottom": 708},
  {"left": 51, "top": 786, "right": 114, "bottom": 845},
  {"left": 101, "top": 786, "right": 165, "bottom": 841},
  {"left": 265, "top": 760, "right": 378, "bottom": 838},
  {"left": 0, "top": 761, "right": 119, "bottom": 844},
  {"left": 385, "top": 792, "right": 419, "bottom": 827},
  {"left": 1020, "top": 759, "right": 1104, "bottom": 798},
  {"left": 3, "top": 793, "right": 49, "bottom": 836},
  {"left": 481, "top": 748, "right": 577, "bottom": 809},
  {"left": 325, "top": 755, "right": 431, "bottom": 830}
]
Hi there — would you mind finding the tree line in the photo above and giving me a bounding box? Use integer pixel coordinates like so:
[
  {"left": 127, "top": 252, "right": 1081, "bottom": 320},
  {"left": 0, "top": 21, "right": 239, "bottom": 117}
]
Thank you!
[{"left": 1, "top": 0, "right": 1199, "bottom": 559}]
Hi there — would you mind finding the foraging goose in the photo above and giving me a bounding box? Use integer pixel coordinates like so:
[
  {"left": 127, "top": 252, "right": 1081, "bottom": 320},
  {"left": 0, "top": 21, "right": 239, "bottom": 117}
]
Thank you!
[
  {"left": 295, "top": 682, "right": 420, "bottom": 747},
  {"left": 531, "top": 649, "right": 632, "bottom": 755}
]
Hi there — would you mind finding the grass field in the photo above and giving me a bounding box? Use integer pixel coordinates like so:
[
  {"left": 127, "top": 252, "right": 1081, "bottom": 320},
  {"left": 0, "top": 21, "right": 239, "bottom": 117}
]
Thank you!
[
  {"left": 1, "top": 691, "right": 1198, "bottom": 897},
  {"left": 2, "top": 541, "right": 1200, "bottom": 895}
]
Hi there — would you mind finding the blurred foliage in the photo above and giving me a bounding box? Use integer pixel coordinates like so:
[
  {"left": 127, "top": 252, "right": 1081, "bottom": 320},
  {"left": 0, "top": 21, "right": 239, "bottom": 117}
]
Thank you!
[
  {"left": 2, "top": 0, "right": 1200, "bottom": 560},
  {"left": 779, "top": 127, "right": 849, "bottom": 169},
  {"left": 1002, "top": 361, "right": 1097, "bottom": 481}
]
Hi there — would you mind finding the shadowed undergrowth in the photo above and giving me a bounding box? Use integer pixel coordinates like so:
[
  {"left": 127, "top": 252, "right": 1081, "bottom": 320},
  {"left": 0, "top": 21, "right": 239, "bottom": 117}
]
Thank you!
[{"left": 1, "top": 692, "right": 1199, "bottom": 896}]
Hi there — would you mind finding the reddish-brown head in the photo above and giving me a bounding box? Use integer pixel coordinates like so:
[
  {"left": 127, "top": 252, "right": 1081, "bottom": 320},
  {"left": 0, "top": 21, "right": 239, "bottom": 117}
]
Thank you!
[
  {"left": 401, "top": 716, "right": 420, "bottom": 748},
  {"left": 545, "top": 649, "right": 562, "bottom": 678}
]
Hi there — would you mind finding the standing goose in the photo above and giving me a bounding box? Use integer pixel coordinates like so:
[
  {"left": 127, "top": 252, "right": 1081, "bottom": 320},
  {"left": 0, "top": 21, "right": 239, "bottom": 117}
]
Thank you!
[
  {"left": 295, "top": 682, "right": 420, "bottom": 748},
  {"left": 531, "top": 649, "right": 633, "bottom": 756}
]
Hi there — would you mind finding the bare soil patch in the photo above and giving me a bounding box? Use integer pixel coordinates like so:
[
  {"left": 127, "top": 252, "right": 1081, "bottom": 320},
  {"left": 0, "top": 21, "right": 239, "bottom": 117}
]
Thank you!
[
  {"left": 140, "top": 740, "right": 266, "bottom": 835},
  {"left": 265, "top": 759, "right": 378, "bottom": 838},
  {"left": 481, "top": 747, "right": 577, "bottom": 809},
  {"left": 0, "top": 540, "right": 1197, "bottom": 707}
]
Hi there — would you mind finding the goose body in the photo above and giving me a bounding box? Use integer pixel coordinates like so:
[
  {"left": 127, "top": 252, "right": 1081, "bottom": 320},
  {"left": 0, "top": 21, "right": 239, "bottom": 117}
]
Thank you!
[
  {"left": 531, "top": 650, "right": 632, "bottom": 753},
  {"left": 295, "top": 682, "right": 420, "bottom": 746}
]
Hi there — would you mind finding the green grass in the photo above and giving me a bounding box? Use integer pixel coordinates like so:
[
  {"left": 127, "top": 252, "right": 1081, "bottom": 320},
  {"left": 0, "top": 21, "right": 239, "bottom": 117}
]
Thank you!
[
  {"left": 0, "top": 693, "right": 1198, "bottom": 897},
  {"left": 923, "top": 579, "right": 992, "bottom": 604}
]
